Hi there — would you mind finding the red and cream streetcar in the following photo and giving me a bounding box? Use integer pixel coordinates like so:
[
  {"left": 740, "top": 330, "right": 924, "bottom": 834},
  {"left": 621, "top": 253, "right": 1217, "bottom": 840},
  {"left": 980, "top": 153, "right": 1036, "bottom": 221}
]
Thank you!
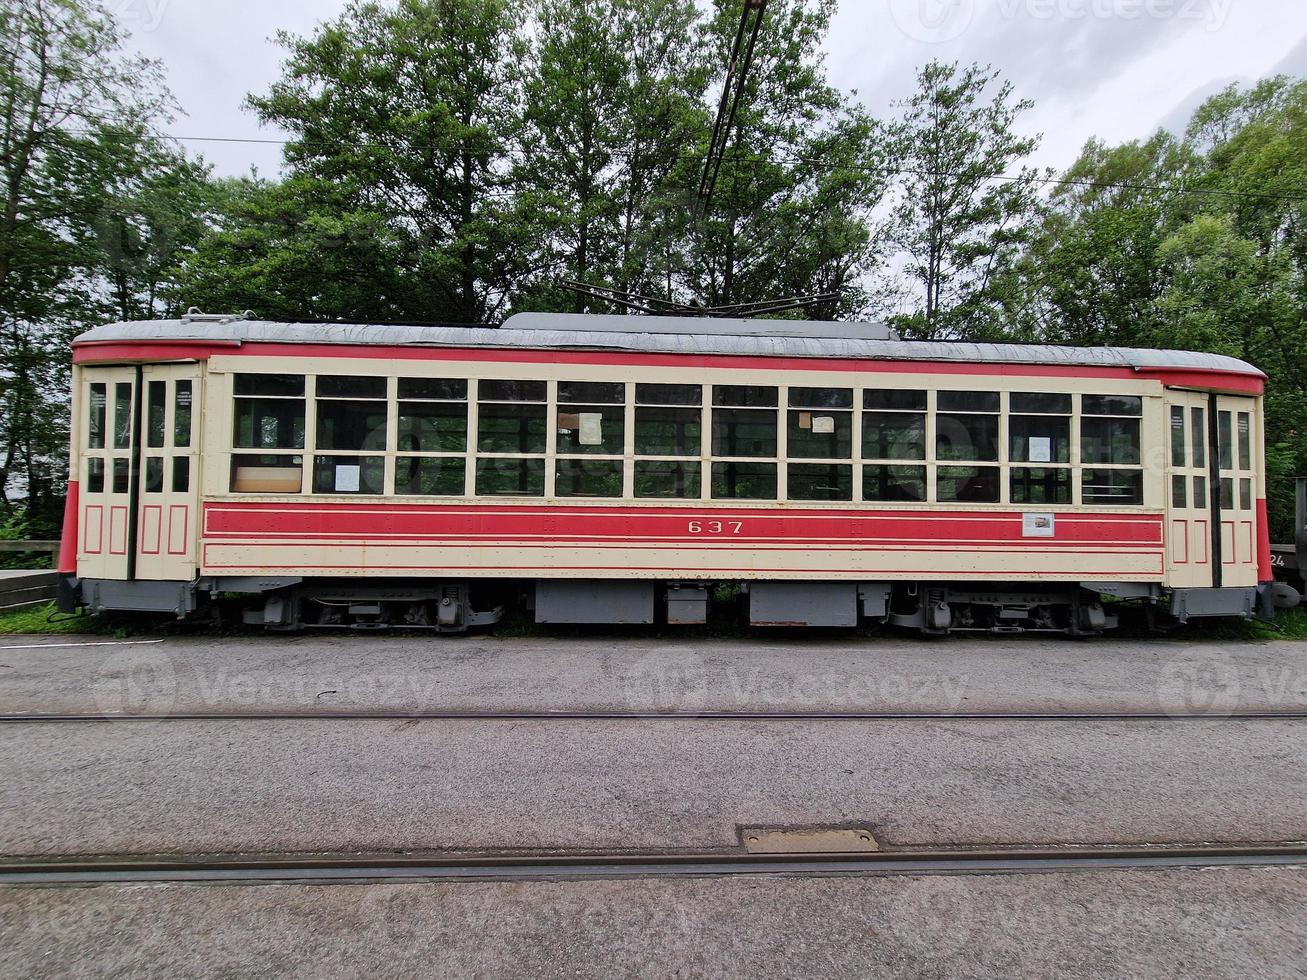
[{"left": 56, "top": 310, "right": 1272, "bottom": 633}]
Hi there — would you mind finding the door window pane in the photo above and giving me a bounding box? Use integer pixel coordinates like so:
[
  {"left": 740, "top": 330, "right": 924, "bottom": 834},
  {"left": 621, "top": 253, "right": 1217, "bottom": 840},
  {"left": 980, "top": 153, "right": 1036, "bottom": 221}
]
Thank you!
[
  {"left": 1172, "top": 475, "right": 1187, "bottom": 508},
  {"left": 1191, "top": 407, "right": 1206, "bottom": 468},
  {"left": 396, "top": 456, "right": 465, "bottom": 496},
  {"left": 1219, "top": 477, "right": 1234, "bottom": 510},
  {"left": 88, "top": 383, "right": 107, "bottom": 449},
  {"left": 556, "top": 458, "right": 624, "bottom": 497},
  {"left": 145, "top": 457, "right": 164, "bottom": 493},
  {"left": 172, "top": 456, "right": 191, "bottom": 493},
  {"left": 712, "top": 409, "right": 777, "bottom": 458},
  {"left": 711, "top": 462, "right": 777, "bottom": 499},
  {"left": 312, "top": 455, "right": 385, "bottom": 495},
  {"left": 787, "top": 411, "right": 851, "bottom": 460},
  {"left": 147, "top": 381, "right": 166, "bottom": 448},
  {"left": 788, "top": 463, "right": 852, "bottom": 501},
  {"left": 1237, "top": 413, "right": 1251, "bottom": 469},
  {"left": 113, "top": 383, "right": 132, "bottom": 449},
  {"left": 1170, "top": 407, "right": 1186, "bottom": 467},
  {"left": 864, "top": 412, "right": 925, "bottom": 460},
  {"left": 1010, "top": 468, "right": 1072, "bottom": 505},
  {"left": 635, "top": 407, "right": 700, "bottom": 457},
  {"left": 1193, "top": 476, "right": 1207, "bottom": 508},
  {"left": 1218, "top": 411, "right": 1233, "bottom": 470},
  {"left": 1009, "top": 416, "right": 1070, "bottom": 464},
  {"left": 86, "top": 458, "right": 105, "bottom": 494},
  {"left": 1240, "top": 478, "right": 1252, "bottom": 510},
  {"left": 937, "top": 415, "right": 998, "bottom": 462},
  {"left": 937, "top": 466, "right": 1000, "bottom": 503},
  {"left": 478, "top": 403, "right": 547, "bottom": 454},
  {"left": 634, "top": 461, "right": 700, "bottom": 499},
  {"left": 864, "top": 465, "right": 926, "bottom": 503},
  {"left": 112, "top": 458, "right": 130, "bottom": 494},
  {"left": 398, "top": 402, "right": 467, "bottom": 453},
  {"left": 476, "top": 458, "right": 545, "bottom": 496},
  {"left": 1082, "top": 469, "right": 1143, "bottom": 505},
  {"left": 174, "top": 381, "right": 193, "bottom": 448},
  {"left": 1081, "top": 418, "right": 1141, "bottom": 466}
]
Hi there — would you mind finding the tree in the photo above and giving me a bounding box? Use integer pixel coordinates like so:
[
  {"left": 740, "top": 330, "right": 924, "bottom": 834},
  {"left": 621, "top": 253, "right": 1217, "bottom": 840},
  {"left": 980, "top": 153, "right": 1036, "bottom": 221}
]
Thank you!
[{"left": 887, "top": 61, "right": 1043, "bottom": 339}]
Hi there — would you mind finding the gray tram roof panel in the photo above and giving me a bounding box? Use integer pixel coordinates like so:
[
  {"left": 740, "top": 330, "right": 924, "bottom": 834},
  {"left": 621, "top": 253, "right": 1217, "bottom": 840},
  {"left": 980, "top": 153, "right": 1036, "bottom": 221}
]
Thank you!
[
  {"left": 75, "top": 313, "right": 1266, "bottom": 379},
  {"left": 505, "top": 312, "right": 899, "bottom": 341}
]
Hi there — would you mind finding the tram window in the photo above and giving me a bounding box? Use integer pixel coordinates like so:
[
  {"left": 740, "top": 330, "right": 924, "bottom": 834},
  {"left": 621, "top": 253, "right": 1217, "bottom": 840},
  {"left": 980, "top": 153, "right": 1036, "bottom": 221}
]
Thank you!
[
  {"left": 557, "top": 404, "right": 624, "bottom": 455},
  {"left": 1010, "top": 468, "right": 1072, "bottom": 505},
  {"left": 635, "top": 407, "right": 700, "bottom": 457},
  {"left": 713, "top": 385, "right": 777, "bottom": 408},
  {"left": 398, "top": 378, "right": 467, "bottom": 400},
  {"left": 174, "top": 381, "right": 192, "bottom": 448},
  {"left": 1082, "top": 470, "right": 1143, "bottom": 506},
  {"left": 712, "top": 409, "right": 777, "bottom": 458},
  {"left": 937, "top": 415, "right": 998, "bottom": 462},
  {"left": 476, "top": 457, "right": 545, "bottom": 496},
  {"left": 938, "top": 391, "right": 999, "bottom": 414},
  {"left": 559, "top": 381, "right": 624, "bottom": 404},
  {"left": 144, "top": 457, "right": 164, "bottom": 494},
  {"left": 637, "top": 384, "right": 702, "bottom": 406},
  {"left": 479, "top": 379, "right": 546, "bottom": 402},
  {"left": 790, "top": 388, "right": 853, "bottom": 410},
  {"left": 316, "top": 399, "right": 388, "bottom": 452},
  {"left": 478, "top": 403, "right": 547, "bottom": 454},
  {"left": 230, "top": 455, "right": 304, "bottom": 494},
  {"left": 1219, "top": 477, "right": 1234, "bottom": 511},
  {"left": 234, "top": 375, "right": 305, "bottom": 451},
  {"left": 1009, "top": 416, "right": 1070, "bottom": 464},
  {"left": 113, "top": 383, "right": 132, "bottom": 449},
  {"left": 1218, "top": 411, "right": 1233, "bottom": 470},
  {"left": 634, "top": 460, "right": 701, "bottom": 499},
  {"left": 711, "top": 462, "right": 777, "bottom": 500},
  {"left": 788, "top": 410, "right": 851, "bottom": 460},
  {"left": 1194, "top": 475, "right": 1208, "bottom": 508},
  {"left": 1011, "top": 393, "right": 1072, "bottom": 414},
  {"left": 1240, "top": 478, "right": 1252, "bottom": 511},
  {"left": 398, "top": 402, "right": 467, "bottom": 453},
  {"left": 88, "top": 384, "right": 106, "bottom": 449},
  {"left": 317, "top": 375, "right": 386, "bottom": 399},
  {"left": 235, "top": 375, "right": 304, "bottom": 397},
  {"left": 313, "top": 455, "right": 384, "bottom": 495},
  {"left": 1237, "top": 413, "right": 1251, "bottom": 469},
  {"left": 556, "top": 458, "right": 624, "bottom": 497},
  {"left": 396, "top": 456, "right": 465, "bottom": 496},
  {"left": 147, "top": 381, "right": 166, "bottom": 448},
  {"left": 865, "top": 390, "right": 926, "bottom": 411},
  {"left": 1172, "top": 475, "right": 1188, "bottom": 509},
  {"left": 864, "top": 411, "right": 925, "bottom": 461},
  {"left": 112, "top": 458, "right": 130, "bottom": 494},
  {"left": 86, "top": 458, "right": 105, "bottom": 494},
  {"left": 172, "top": 456, "right": 191, "bottom": 494},
  {"left": 937, "top": 466, "right": 1000, "bottom": 503},
  {"left": 1190, "top": 407, "right": 1206, "bottom": 468},
  {"left": 864, "top": 464, "right": 926, "bottom": 503},
  {"left": 788, "top": 463, "right": 852, "bottom": 501},
  {"left": 1170, "top": 407, "right": 1186, "bottom": 467},
  {"left": 1082, "top": 395, "right": 1142, "bottom": 417},
  {"left": 1080, "top": 418, "right": 1141, "bottom": 466}
]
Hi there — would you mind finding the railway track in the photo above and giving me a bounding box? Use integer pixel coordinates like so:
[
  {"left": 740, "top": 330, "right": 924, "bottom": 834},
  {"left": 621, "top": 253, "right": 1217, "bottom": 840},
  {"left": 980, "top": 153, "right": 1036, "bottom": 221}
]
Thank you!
[
  {"left": 1, "top": 709, "right": 1305, "bottom": 723},
  {"left": 4, "top": 844, "right": 1307, "bottom": 886}
]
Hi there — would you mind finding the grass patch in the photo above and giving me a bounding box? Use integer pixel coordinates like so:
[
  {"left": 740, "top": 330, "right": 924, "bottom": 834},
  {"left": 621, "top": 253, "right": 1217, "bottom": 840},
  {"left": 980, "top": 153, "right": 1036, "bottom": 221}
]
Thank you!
[{"left": 0, "top": 602, "right": 107, "bottom": 636}]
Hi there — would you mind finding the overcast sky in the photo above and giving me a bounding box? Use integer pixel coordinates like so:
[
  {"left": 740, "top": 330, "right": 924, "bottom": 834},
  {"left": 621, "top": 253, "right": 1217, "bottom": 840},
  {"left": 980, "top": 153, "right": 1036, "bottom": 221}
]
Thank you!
[{"left": 116, "top": 0, "right": 1307, "bottom": 178}]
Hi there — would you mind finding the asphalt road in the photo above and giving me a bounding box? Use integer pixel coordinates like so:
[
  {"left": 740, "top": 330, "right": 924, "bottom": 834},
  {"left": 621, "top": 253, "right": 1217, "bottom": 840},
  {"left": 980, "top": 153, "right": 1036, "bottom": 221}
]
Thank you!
[{"left": 0, "top": 632, "right": 1304, "bottom": 977}]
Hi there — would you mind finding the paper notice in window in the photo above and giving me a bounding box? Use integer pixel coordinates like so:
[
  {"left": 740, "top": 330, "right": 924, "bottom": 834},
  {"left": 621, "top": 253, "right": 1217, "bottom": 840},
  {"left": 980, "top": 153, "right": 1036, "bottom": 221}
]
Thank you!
[
  {"left": 813, "top": 416, "right": 835, "bottom": 434},
  {"left": 1023, "top": 513, "right": 1055, "bottom": 537},
  {"left": 335, "top": 464, "right": 361, "bottom": 492},
  {"left": 579, "top": 413, "right": 604, "bottom": 446},
  {"left": 1029, "top": 437, "right": 1053, "bottom": 463}
]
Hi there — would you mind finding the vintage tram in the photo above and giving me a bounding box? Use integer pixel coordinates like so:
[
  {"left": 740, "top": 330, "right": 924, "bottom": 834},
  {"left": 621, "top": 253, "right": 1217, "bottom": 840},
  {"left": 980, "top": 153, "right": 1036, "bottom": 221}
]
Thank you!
[{"left": 56, "top": 310, "right": 1272, "bottom": 633}]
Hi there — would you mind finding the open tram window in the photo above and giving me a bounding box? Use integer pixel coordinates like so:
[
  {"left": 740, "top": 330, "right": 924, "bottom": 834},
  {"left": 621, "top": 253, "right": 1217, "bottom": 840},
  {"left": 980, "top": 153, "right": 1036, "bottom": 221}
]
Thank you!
[
  {"left": 232, "top": 374, "right": 305, "bottom": 493},
  {"left": 864, "top": 464, "right": 926, "bottom": 503},
  {"left": 863, "top": 389, "right": 926, "bottom": 462},
  {"left": 314, "top": 375, "right": 387, "bottom": 495},
  {"left": 937, "top": 466, "right": 1000, "bottom": 504},
  {"left": 788, "top": 388, "right": 852, "bottom": 460},
  {"left": 936, "top": 391, "right": 999, "bottom": 463},
  {"left": 1082, "top": 469, "right": 1144, "bottom": 506},
  {"left": 396, "top": 377, "right": 468, "bottom": 497}
]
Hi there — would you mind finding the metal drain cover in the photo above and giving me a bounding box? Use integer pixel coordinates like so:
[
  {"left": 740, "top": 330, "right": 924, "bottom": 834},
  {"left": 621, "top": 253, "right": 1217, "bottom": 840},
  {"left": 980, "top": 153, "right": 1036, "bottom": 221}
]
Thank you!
[{"left": 741, "top": 827, "right": 879, "bottom": 854}]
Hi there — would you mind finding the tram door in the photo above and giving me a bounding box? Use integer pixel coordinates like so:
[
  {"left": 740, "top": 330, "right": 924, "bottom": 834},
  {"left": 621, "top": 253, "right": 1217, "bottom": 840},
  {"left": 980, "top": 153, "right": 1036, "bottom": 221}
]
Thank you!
[
  {"left": 1165, "top": 389, "right": 1259, "bottom": 588},
  {"left": 78, "top": 368, "right": 138, "bottom": 580},
  {"left": 135, "top": 364, "right": 203, "bottom": 581}
]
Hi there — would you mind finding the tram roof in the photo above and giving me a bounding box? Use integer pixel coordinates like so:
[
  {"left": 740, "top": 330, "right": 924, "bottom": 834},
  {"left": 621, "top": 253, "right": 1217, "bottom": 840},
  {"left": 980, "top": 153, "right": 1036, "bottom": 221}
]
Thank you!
[{"left": 75, "top": 312, "right": 1266, "bottom": 379}]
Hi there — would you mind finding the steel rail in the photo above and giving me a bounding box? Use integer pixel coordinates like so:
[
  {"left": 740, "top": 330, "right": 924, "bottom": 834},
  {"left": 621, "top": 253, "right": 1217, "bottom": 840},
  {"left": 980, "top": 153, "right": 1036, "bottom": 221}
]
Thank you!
[
  {"left": 4, "top": 845, "right": 1307, "bottom": 886},
  {"left": 1, "top": 709, "right": 1305, "bottom": 724}
]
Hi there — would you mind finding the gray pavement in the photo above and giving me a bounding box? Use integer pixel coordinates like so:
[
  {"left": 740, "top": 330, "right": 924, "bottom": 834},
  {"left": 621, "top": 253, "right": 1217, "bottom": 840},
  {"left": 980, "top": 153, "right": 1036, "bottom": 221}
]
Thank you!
[
  {"left": 1, "top": 633, "right": 1304, "bottom": 714},
  {"left": 3, "top": 868, "right": 1305, "bottom": 979}
]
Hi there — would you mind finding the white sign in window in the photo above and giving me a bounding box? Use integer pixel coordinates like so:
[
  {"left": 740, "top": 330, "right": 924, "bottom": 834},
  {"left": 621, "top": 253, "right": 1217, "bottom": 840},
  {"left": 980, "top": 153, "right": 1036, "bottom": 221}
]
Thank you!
[
  {"left": 1028, "top": 437, "right": 1053, "bottom": 463},
  {"left": 335, "top": 464, "right": 361, "bottom": 492}
]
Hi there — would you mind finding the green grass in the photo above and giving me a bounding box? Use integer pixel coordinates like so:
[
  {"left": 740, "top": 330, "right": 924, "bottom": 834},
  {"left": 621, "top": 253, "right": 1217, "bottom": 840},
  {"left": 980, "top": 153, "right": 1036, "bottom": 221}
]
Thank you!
[{"left": 0, "top": 602, "right": 108, "bottom": 636}]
